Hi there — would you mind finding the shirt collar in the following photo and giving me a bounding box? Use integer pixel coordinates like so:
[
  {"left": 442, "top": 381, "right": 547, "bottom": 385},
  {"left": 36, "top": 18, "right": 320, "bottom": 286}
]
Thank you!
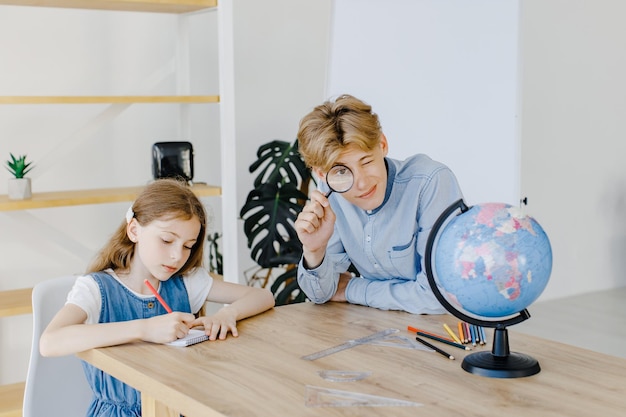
[{"left": 365, "top": 157, "right": 394, "bottom": 215}]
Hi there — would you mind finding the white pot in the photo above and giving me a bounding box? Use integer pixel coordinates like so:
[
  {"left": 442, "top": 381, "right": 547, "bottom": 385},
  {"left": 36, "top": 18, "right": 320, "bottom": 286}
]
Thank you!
[{"left": 8, "top": 178, "right": 32, "bottom": 200}]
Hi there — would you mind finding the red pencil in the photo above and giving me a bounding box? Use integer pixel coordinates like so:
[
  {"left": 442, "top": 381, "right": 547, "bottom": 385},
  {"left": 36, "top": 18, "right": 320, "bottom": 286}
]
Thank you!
[{"left": 144, "top": 279, "right": 173, "bottom": 313}]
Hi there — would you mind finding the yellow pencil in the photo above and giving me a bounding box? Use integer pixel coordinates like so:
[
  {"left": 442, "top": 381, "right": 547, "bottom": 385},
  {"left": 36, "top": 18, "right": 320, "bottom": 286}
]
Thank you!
[{"left": 443, "top": 323, "right": 463, "bottom": 345}]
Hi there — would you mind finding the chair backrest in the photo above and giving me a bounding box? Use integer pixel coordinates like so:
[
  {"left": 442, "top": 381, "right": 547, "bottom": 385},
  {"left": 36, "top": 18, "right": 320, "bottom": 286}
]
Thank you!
[{"left": 23, "top": 275, "right": 92, "bottom": 417}]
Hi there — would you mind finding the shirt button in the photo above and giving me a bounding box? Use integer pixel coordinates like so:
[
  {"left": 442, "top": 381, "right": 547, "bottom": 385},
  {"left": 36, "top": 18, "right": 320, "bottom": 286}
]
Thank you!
[{"left": 366, "top": 236, "right": 371, "bottom": 242}]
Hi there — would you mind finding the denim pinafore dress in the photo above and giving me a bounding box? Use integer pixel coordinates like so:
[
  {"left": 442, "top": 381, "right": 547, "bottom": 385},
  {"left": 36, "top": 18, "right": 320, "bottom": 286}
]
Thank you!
[{"left": 81, "top": 272, "right": 191, "bottom": 417}]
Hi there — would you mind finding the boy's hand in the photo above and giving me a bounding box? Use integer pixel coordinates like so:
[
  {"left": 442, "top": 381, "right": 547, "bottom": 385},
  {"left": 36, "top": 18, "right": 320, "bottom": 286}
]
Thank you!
[
  {"left": 330, "top": 272, "right": 353, "bottom": 302},
  {"left": 294, "top": 190, "right": 336, "bottom": 268}
]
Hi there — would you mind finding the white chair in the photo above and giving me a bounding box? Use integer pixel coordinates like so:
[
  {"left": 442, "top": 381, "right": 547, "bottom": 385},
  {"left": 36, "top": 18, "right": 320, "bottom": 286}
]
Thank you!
[{"left": 23, "top": 275, "right": 92, "bottom": 417}]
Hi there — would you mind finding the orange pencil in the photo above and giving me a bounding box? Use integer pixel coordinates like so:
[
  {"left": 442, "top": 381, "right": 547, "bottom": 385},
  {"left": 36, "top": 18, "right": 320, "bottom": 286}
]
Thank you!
[
  {"left": 457, "top": 322, "right": 465, "bottom": 344},
  {"left": 407, "top": 326, "right": 456, "bottom": 343}
]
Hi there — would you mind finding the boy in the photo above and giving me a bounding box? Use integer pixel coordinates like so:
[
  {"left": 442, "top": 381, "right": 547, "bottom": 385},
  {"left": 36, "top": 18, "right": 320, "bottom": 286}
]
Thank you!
[{"left": 294, "top": 94, "right": 464, "bottom": 314}]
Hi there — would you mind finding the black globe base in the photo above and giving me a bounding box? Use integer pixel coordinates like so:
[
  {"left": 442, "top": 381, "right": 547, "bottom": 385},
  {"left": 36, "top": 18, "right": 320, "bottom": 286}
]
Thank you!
[
  {"left": 462, "top": 351, "right": 541, "bottom": 378},
  {"left": 461, "top": 326, "right": 540, "bottom": 378}
]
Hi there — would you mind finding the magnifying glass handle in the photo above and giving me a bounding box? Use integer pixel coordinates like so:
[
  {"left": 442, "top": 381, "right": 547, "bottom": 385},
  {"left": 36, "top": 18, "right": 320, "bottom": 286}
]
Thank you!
[{"left": 325, "top": 190, "right": 333, "bottom": 198}]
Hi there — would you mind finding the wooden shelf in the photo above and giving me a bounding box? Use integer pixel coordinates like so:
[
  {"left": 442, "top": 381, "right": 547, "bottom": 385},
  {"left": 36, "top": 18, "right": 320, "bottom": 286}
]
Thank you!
[
  {"left": 0, "top": 183, "right": 221, "bottom": 212},
  {"left": 0, "top": 0, "right": 217, "bottom": 13},
  {"left": 0, "top": 382, "right": 24, "bottom": 417},
  {"left": 0, "top": 288, "right": 32, "bottom": 318},
  {"left": 0, "top": 95, "right": 219, "bottom": 105}
]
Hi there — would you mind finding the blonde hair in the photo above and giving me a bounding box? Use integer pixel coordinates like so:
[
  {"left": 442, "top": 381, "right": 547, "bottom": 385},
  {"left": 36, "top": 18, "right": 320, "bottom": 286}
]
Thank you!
[
  {"left": 297, "top": 94, "right": 382, "bottom": 171},
  {"left": 88, "top": 178, "right": 207, "bottom": 275}
]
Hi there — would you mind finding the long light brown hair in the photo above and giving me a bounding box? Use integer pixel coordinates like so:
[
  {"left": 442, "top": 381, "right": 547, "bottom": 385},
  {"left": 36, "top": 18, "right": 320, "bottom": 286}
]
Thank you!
[{"left": 87, "top": 178, "right": 207, "bottom": 275}]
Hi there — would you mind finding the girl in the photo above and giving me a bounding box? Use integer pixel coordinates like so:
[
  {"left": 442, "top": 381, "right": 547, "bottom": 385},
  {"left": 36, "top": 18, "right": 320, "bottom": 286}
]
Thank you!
[{"left": 40, "top": 178, "right": 275, "bottom": 417}]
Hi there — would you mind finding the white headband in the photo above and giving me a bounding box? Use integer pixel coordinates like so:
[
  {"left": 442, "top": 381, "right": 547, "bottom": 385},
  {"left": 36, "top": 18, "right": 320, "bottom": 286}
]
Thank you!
[{"left": 125, "top": 206, "right": 135, "bottom": 224}]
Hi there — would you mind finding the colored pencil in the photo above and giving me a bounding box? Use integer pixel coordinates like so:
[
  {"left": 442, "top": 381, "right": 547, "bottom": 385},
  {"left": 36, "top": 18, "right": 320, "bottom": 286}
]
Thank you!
[
  {"left": 464, "top": 322, "right": 471, "bottom": 344},
  {"left": 417, "top": 331, "right": 471, "bottom": 351},
  {"left": 415, "top": 336, "right": 455, "bottom": 360},
  {"left": 470, "top": 324, "right": 477, "bottom": 346},
  {"left": 443, "top": 323, "right": 463, "bottom": 345},
  {"left": 407, "top": 326, "right": 456, "bottom": 343},
  {"left": 479, "top": 326, "right": 487, "bottom": 345},
  {"left": 144, "top": 279, "right": 173, "bottom": 313},
  {"left": 457, "top": 322, "right": 465, "bottom": 344}
]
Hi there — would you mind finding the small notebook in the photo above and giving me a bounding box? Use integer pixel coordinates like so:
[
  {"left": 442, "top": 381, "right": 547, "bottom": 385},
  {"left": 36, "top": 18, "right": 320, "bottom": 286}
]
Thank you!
[{"left": 167, "top": 329, "right": 209, "bottom": 347}]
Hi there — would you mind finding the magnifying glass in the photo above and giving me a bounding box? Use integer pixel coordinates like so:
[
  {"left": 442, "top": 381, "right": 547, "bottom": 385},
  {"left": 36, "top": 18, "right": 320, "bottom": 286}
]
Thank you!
[{"left": 325, "top": 164, "right": 354, "bottom": 197}]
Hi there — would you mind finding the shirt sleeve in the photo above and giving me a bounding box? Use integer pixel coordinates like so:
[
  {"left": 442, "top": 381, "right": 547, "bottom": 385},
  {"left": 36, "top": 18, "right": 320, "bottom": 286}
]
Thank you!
[
  {"left": 297, "top": 242, "right": 352, "bottom": 304},
  {"left": 66, "top": 274, "right": 101, "bottom": 325},
  {"left": 183, "top": 267, "right": 214, "bottom": 314},
  {"left": 345, "top": 276, "right": 445, "bottom": 314}
]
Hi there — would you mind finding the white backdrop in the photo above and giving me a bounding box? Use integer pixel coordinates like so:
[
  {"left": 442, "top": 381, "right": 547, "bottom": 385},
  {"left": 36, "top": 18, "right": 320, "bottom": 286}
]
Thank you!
[{"left": 327, "top": 0, "right": 520, "bottom": 206}]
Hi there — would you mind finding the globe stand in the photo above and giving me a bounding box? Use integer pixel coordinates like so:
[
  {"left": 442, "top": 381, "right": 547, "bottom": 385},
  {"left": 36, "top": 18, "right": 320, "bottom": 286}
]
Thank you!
[
  {"left": 425, "top": 199, "right": 542, "bottom": 379},
  {"left": 461, "top": 325, "right": 540, "bottom": 378}
]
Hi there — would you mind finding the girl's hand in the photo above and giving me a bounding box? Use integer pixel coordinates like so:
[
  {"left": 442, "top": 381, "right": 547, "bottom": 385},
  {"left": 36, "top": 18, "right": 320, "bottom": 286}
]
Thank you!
[
  {"left": 191, "top": 306, "right": 239, "bottom": 341},
  {"left": 144, "top": 312, "right": 196, "bottom": 343}
]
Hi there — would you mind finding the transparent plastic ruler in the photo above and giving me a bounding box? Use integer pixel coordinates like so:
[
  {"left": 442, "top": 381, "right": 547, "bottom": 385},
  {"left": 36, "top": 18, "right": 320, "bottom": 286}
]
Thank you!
[
  {"left": 368, "top": 334, "right": 431, "bottom": 351},
  {"left": 305, "top": 385, "right": 423, "bottom": 407},
  {"left": 317, "top": 370, "right": 372, "bottom": 382},
  {"left": 301, "top": 328, "right": 399, "bottom": 361}
]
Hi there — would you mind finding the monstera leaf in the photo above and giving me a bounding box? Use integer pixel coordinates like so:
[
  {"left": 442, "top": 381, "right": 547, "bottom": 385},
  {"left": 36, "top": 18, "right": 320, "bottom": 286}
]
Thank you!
[
  {"left": 249, "top": 140, "right": 310, "bottom": 188},
  {"left": 271, "top": 266, "right": 308, "bottom": 305},
  {"left": 240, "top": 139, "right": 313, "bottom": 303},
  {"left": 240, "top": 182, "right": 308, "bottom": 268}
]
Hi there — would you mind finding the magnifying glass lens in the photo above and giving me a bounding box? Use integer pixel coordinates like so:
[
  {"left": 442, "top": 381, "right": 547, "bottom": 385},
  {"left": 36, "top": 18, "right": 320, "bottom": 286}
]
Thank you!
[{"left": 326, "top": 164, "right": 354, "bottom": 194}]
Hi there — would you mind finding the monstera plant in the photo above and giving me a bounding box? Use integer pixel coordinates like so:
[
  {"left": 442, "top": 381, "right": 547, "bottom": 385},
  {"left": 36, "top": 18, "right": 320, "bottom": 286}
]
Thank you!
[{"left": 240, "top": 139, "right": 313, "bottom": 305}]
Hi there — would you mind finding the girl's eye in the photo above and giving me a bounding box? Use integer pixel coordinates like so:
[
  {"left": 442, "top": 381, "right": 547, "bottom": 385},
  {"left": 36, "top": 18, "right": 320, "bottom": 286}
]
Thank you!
[
  {"left": 162, "top": 240, "right": 172, "bottom": 244},
  {"left": 184, "top": 246, "right": 194, "bottom": 250}
]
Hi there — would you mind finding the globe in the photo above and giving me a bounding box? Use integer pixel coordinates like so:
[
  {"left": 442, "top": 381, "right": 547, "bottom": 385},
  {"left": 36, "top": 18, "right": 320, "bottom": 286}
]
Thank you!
[
  {"left": 425, "top": 199, "right": 553, "bottom": 378},
  {"left": 434, "top": 202, "right": 552, "bottom": 318}
]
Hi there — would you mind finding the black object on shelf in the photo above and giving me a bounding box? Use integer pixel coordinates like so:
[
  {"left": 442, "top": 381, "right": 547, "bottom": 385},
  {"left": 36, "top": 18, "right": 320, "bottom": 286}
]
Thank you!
[{"left": 152, "top": 141, "right": 194, "bottom": 182}]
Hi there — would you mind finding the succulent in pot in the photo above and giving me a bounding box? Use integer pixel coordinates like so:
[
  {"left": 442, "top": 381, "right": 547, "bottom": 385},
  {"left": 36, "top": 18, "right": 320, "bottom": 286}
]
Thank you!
[{"left": 6, "top": 153, "right": 34, "bottom": 200}]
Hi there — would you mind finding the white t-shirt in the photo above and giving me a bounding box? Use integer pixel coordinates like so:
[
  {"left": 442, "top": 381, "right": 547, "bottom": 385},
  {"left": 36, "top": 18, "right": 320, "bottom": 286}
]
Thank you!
[{"left": 66, "top": 268, "right": 214, "bottom": 324}]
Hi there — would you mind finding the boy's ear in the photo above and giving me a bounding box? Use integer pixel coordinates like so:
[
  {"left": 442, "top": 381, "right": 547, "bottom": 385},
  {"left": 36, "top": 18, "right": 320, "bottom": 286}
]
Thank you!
[
  {"left": 312, "top": 167, "right": 326, "bottom": 181},
  {"left": 380, "top": 133, "right": 389, "bottom": 156}
]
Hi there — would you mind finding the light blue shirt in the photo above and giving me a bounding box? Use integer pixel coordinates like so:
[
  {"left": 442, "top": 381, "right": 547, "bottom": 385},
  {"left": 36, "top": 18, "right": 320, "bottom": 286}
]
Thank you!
[{"left": 297, "top": 154, "right": 464, "bottom": 314}]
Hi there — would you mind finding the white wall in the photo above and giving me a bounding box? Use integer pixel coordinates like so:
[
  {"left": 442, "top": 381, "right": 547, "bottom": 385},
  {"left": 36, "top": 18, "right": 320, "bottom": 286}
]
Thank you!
[
  {"left": 229, "top": 0, "right": 333, "bottom": 281},
  {"left": 327, "top": 0, "right": 521, "bottom": 206},
  {"left": 519, "top": 0, "right": 626, "bottom": 299}
]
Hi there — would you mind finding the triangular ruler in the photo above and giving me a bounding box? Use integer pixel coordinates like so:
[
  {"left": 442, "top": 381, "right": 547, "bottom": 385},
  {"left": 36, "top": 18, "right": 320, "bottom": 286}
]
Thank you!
[
  {"left": 301, "top": 328, "right": 399, "bottom": 360},
  {"left": 305, "top": 385, "right": 422, "bottom": 407}
]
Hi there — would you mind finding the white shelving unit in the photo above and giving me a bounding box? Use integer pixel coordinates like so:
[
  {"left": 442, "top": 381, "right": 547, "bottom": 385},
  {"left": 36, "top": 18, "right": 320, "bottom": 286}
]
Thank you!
[{"left": 0, "top": 1, "right": 233, "bottom": 415}]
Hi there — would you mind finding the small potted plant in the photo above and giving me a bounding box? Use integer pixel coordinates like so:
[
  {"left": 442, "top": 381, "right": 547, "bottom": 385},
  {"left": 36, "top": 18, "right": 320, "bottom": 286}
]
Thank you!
[{"left": 6, "top": 153, "right": 34, "bottom": 200}]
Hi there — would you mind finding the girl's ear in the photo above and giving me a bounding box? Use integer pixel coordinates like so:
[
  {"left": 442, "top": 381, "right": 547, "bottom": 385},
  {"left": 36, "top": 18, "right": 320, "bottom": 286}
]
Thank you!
[{"left": 127, "top": 219, "right": 139, "bottom": 243}]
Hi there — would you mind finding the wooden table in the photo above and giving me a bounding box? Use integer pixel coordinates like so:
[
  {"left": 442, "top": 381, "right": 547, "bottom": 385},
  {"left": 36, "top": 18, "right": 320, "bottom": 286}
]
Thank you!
[{"left": 77, "top": 302, "right": 626, "bottom": 417}]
